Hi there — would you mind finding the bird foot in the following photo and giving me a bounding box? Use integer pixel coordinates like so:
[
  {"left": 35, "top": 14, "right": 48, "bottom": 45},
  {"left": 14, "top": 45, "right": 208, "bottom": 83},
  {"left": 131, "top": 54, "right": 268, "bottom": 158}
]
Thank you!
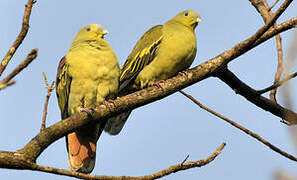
[
  {"left": 149, "top": 80, "right": 165, "bottom": 89},
  {"left": 80, "top": 107, "right": 95, "bottom": 117},
  {"left": 101, "top": 99, "right": 116, "bottom": 111},
  {"left": 178, "top": 70, "right": 188, "bottom": 76},
  {"left": 178, "top": 70, "right": 188, "bottom": 78}
]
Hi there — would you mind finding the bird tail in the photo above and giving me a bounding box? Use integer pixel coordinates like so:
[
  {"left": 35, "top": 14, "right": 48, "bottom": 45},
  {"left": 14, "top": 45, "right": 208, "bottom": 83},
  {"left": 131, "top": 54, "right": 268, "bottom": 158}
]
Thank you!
[
  {"left": 67, "top": 122, "right": 104, "bottom": 173},
  {"left": 104, "top": 111, "right": 132, "bottom": 135}
]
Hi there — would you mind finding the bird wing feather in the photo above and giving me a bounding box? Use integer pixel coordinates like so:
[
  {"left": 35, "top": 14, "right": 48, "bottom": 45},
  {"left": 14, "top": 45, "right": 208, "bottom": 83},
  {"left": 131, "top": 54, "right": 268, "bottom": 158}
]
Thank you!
[
  {"left": 56, "top": 56, "right": 72, "bottom": 120},
  {"left": 119, "top": 25, "right": 163, "bottom": 92}
]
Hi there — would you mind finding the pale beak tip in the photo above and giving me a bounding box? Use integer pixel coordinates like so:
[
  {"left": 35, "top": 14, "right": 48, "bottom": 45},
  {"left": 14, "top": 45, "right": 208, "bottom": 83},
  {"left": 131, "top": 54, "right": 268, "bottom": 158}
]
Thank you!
[{"left": 103, "top": 30, "right": 109, "bottom": 35}]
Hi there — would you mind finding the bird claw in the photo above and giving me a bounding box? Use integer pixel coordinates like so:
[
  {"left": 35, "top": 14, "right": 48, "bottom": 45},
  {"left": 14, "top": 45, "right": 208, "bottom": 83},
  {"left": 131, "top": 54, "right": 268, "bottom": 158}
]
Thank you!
[
  {"left": 149, "top": 80, "right": 165, "bottom": 90},
  {"left": 80, "top": 107, "right": 95, "bottom": 117},
  {"left": 101, "top": 99, "right": 116, "bottom": 111},
  {"left": 178, "top": 70, "right": 188, "bottom": 78}
]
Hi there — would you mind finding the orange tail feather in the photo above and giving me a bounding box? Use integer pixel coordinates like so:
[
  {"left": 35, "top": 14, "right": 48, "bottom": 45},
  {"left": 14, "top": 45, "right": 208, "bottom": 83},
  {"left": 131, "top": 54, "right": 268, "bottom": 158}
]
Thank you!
[{"left": 67, "top": 123, "right": 101, "bottom": 173}]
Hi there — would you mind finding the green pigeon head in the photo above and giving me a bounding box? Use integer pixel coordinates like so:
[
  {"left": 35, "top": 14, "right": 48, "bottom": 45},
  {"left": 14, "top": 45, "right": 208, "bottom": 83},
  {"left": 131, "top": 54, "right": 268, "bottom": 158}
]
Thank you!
[
  {"left": 72, "top": 24, "right": 109, "bottom": 43},
  {"left": 170, "top": 10, "right": 201, "bottom": 30}
]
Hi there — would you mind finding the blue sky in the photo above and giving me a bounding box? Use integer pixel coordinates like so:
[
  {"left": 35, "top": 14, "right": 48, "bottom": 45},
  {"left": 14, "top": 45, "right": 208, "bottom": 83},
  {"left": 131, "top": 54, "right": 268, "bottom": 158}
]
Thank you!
[{"left": 0, "top": 0, "right": 297, "bottom": 179}]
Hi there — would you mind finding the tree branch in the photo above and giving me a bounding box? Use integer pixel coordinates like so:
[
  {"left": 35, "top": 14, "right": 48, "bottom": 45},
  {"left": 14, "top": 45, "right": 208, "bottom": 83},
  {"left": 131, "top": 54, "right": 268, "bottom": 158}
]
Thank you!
[
  {"left": 270, "top": 34, "right": 284, "bottom": 102},
  {"left": 0, "top": 0, "right": 35, "bottom": 77},
  {"left": 0, "top": 1, "right": 295, "bottom": 174},
  {"left": 40, "top": 73, "right": 55, "bottom": 132},
  {"left": 1, "top": 48, "right": 38, "bottom": 84},
  {"left": 269, "top": 0, "right": 280, "bottom": 11},
  {"left": 258, "top": 71, "right": 297, "bottom": 94},
  {"left": 250, "top": 0, "right": 284, "bottom": 103},
  {"left": 179, "top": 90, "right": 297, "bottom": 162},
  {"left": 0, "top": 81, "right": 16, "bottom": 91},
  {"left": 26, "top": 143, "right": 225, "bottom": 180},
  {"left": 215, "top": 68, "right": 297, "bottom": 125}
]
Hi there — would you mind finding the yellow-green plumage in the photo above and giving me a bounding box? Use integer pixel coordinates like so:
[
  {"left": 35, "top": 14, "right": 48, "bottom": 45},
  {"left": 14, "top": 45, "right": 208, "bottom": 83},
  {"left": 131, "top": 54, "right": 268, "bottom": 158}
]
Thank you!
[
  {"left": 56, "top": 24, "right": 119, "bottom": 173},
  {"left": 105, "top": 10, "right": 201, "bottom": 135}
]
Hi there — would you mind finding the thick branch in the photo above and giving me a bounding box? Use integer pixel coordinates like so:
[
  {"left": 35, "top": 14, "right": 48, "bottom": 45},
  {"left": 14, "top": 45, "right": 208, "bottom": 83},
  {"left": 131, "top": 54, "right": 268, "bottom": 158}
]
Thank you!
[
  {"left": 215, "top": 68, "right": 297, "bottom": 125},
  {"left": 0, "top": 0, "right": 35, "bottom": 76},
  {"left": 0, "top": 151, "right": 32, "bottom": 169}
]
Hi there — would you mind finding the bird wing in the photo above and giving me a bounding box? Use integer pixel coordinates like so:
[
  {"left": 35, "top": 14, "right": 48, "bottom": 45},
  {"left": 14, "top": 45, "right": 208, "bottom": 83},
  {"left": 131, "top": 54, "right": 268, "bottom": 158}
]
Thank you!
[
  {"left": 104, "top": 25, "right": 163, "bottom": 135},
  {"left": 119, "top": 25, "right": 163, "bottom": 92},
  {"left": 56, "top": 56, "right": 72, "bottom": 120}
]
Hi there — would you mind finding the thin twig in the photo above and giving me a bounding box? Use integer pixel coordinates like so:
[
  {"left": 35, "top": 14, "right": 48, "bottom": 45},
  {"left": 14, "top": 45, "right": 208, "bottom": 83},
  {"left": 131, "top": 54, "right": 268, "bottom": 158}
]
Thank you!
[
  {"left": 40, "top": 73, "right": 55, "bottom": 132},
  {"left": 29, "top": 143, "right": 225, "bottom": 180},
  {"left": 263, "top": 0, "right": 284, "bottom": 103},
  {"left": 236, "top": 0, "right": 292, "bottom": 52},
  {"left": 270, "top": 34, "right": 284, "bottom": 102},
  {"left": 179, "top": 90, "right": 297, "bottom": 162},
  {"left": 1, "top": 49, "right": 38, "bottom": 84},
  {"left": 250, "top": 0, "right": 284, "bottom": 103},
  {"left": 258, "top": 71, "right": 297, "bottom": 94},
  {"left": 181, "top": 155, "right": 190, "bottom": 165},
  {"left": 0, "top": 0, "right": 35, "bottom": 77},
  {"left": 0, "top": 81, "right": 16, "bottom": 91},
  {"left": 269, "top": 0, "right": 280, "bottom": 11}
]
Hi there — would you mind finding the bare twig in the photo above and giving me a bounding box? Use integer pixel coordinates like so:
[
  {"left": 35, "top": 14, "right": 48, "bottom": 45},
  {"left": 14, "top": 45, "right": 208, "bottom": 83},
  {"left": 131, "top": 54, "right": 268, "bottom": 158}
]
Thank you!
[
  {"left": 250, "top": 0, "right": 284, "bottom": 103},
  {"left": 270, "top": 34, "right": 284, "bottom": 102},
  {"left": 269, "top": 0, "right": 280, "bottom": 11},
  {"left": 181, "top": 155, "right": 190, "bottom": 165},
  {"left": 263, "top": 0, "right": 284, "bottom": 103},
  {"left": 231, "top": 0, "right": 292, "bottom": 56},
  {"left": 179, "top": 90, "right": 297, "bottom": 162},
  {"left": 0, "top": 81, "right": 16, "bottom": 91},
  {"left": 258, "top": 71, "right": 297, "bottom": 94},
  {"left": 40, "top": 73, "right": 55, "bottom": 132},
  {"left": 1, "top": 49, "right": 38, "bottom": 84},
  {"left": 28, "top": 143, "right": 225, "bottom": 180},
  {"left": 0, "top": 0, "right": 35, "bottom": 77}
]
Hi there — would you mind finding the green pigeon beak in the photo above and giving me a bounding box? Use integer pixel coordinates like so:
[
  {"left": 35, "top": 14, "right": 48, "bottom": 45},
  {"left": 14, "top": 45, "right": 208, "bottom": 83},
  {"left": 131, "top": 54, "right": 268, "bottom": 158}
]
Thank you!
[
  {"left": 196, "top": 17, "right": 202, "bottom": 23},
  {"left": 103, "top": 30, "right": 109, "bottom": 35}
]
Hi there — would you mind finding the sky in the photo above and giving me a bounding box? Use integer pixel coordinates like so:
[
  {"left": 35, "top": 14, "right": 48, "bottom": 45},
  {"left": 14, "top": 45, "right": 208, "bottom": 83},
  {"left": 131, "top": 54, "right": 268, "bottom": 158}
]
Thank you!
[{"left": 0, "top": 0, "right": 297, "bottom": 180}]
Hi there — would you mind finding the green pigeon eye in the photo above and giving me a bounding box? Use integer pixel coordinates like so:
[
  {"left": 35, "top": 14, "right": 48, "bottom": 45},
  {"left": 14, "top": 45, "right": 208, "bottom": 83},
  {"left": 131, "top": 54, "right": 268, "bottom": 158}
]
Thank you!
[
  {"left": 184, "top": 12, "right": 188, "bottom": 16},
  {"left": 86, "top": 28, "right": 91, "bottom": 32}
]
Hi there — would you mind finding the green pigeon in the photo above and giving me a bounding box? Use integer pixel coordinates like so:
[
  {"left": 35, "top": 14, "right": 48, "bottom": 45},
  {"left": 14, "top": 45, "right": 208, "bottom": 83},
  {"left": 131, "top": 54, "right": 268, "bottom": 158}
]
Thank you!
[
  {"left": 56, "top": 24, "right": 120, "bottom": 173},
  {"left": 105, "top": 10, "right": 201, "bottom": 135}
]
